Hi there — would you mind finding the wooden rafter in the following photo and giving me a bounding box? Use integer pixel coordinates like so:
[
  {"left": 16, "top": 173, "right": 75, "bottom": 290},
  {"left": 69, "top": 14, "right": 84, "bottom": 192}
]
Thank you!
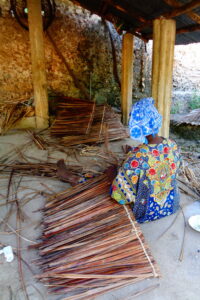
[
  {"left": 176, "top": 23, "right": 200, "bottom": 34},
  {"left": 187, "top": 11, "right": 200, "bottom": 24},
  {"left": 110, "top": 1, "right": 147, "bottom": 24},
  {"left": 164, "top": 0, "right": 200, "bottom": 24},
  {"left": 71, "top": 0, "right": 200, "bottom": 43},
  {"left": 163, "top": 0, "right": 182, "bottom": 7},
  {"left": 164, "top": 0, "right": 200, "bottom": 19},
  {"left": 135, "top": 0, "right": 200, "bottom": 34},
  {"left": 144, "top": 22, "right": 200, "bottom": 39}
]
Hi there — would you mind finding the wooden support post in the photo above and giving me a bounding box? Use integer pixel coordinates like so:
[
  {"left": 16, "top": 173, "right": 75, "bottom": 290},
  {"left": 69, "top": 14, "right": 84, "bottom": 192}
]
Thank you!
[
  {"left": 27, "top": 0, "right": 49, "bottom": 129},
  {"left": 121, "top": 33, "right": 134, "bottom": 125},
  {"left": 152, "top": 18, "right": 176, "bottom": 137}
]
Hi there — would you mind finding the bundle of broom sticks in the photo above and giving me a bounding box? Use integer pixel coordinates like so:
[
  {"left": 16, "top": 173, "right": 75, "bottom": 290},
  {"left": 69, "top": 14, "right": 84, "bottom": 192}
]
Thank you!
[
  {"left": 32, "top": 174, "right": 159, "bottom": 300},
  {"left": 51, "top": 97, "right": 128, "bottom": 145},
  {"left": 51, "top": 97, "right": 96, "bottom": 136}
]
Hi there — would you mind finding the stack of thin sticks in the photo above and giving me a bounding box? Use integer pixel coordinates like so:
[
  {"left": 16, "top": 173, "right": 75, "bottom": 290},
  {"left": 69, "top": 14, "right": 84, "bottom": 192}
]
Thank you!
[
  {"left": 51, "top": 97, "right": 96, "bottom": 136},
  {"left": 51, "top": 97, "right": 128, "bottom": 146},
  {"left": 32, "top": 174, "right": 159, "bottom": 300}
]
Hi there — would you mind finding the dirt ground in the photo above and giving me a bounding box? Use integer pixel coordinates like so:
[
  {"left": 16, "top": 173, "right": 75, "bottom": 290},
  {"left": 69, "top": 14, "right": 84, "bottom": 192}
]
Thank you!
[{"left": 0, "top": 130, "right": 200, "bottom": 300}]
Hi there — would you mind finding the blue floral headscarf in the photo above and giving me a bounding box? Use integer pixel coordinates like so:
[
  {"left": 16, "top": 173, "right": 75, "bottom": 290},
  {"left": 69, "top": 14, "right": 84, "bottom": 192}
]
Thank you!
[{"left": 128, "top": 97, "right": 162, "bottom": 144}]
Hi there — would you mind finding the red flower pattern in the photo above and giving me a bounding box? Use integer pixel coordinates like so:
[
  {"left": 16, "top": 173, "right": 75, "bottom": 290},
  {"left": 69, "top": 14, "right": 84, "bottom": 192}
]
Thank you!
[
  {"left": 171, "top": 163, "right": 176, "bottom": 170},
  {"left": 133, "top": 147, "right": 139, "bottom": 152},
  {"left": 149, "top": 168, "right": 156, "bottom": 175},
  {"left": 131, "top": 160, "right": 139, "bottom": 168},
  {"left": 112, "top": 185, "right": 117, "bottom": 191},
  {"left": 163, "top": 147, "right": 169, "bottom": 154},
  {"left": 152, "top": 149, "right": 160, "bottom": 157}
]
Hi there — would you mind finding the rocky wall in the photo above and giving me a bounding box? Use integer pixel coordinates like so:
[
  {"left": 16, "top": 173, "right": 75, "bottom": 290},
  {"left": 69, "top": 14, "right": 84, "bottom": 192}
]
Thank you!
[
  {"left": 0, "top": 0, "right": 150, "bottom": 109},
  {"left": 0, "top": 0, "right": 199, "bottom": 112}
]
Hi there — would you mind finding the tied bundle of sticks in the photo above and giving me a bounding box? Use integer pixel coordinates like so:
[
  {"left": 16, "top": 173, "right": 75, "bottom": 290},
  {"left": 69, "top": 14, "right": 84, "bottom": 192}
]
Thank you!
[
  {"left": 51, "top": 97, "right": 96, "bottom": 136},
  {"left": 51, "top": 97, "right": 128, "bottom": 146},
  {"left": 32, "top": 174, "right": 159, "bottom": 300}
]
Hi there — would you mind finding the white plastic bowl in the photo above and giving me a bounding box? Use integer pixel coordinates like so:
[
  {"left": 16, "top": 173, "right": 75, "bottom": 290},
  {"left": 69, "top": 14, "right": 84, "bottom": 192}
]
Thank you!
[{"left": 188, "top": 215, "right": 200, "bottom": 232}]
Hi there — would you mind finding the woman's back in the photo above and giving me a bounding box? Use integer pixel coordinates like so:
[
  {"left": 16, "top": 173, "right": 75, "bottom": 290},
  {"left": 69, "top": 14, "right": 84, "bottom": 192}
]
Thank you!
[{"left": 111, "top": 138, "right": 182, "bottom": 223}]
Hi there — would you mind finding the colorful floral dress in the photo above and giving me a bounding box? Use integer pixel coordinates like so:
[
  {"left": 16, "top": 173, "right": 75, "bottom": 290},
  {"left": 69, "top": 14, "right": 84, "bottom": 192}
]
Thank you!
[{"left": 111, "top": 138, "right": 182, "bottom": 223}]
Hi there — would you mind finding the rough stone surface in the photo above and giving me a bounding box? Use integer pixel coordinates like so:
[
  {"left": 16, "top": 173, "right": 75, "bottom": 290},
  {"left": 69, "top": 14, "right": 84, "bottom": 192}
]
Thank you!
[
  {"left": 0, "top": 0, "right": 199, "bottom": 112},
  {"left": 0, "top": 0, "right": 150, "bottom": 107}
]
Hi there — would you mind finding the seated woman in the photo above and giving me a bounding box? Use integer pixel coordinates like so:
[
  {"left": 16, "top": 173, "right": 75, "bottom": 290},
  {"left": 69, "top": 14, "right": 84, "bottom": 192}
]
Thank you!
[{"left": 111, "top": 98, "right": 182, "bottom": 223}]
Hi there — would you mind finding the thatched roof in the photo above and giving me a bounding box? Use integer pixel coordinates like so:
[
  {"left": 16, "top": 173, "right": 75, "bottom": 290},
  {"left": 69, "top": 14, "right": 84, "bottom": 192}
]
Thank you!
[
  {"left": 70, "top": 0, "right": 200, "bottom": 45},
  {"left": 173, "top": 109, "right": 200, "bottom": 125}
]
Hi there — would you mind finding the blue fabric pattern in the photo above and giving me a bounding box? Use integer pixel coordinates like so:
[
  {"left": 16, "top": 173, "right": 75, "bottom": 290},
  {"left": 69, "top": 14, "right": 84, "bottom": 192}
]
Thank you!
[{"left": 129, "top": 98, "right": 162, "bottom": 144}]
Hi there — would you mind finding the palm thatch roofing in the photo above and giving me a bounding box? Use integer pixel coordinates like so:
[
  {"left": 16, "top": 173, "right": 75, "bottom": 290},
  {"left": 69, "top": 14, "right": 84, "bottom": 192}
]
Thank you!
[{"left": 70, "top": 0, "right": 200, "bottom": 45}]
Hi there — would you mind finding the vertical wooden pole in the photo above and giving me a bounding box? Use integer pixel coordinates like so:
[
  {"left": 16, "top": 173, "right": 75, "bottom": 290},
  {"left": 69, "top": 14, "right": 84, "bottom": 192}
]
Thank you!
[
  {"left": 163, "top": 21, "right": 176, "bottom": 137},
  {"left": 121, "top": 33, "right": 134, "bottom": 125},
  {"left": 152, "top": 19, "right": 161, "bottom": 108},
  {"left": 151, "top": 18, "right": 176, "bottom": 137},
  {"left": 27, "top": 0, "right": 49, "bottom": 129}
]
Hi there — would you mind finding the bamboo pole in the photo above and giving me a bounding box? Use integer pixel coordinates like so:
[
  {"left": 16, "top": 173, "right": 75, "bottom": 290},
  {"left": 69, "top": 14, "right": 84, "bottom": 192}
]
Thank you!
[
  {"left": 151, "top": 18, "right": 176, "bottom": 137},
  {"left": 121, "top": 33, "right": 134, "bottom": 125},
  {"left": 27, "top": 0, "right": 49, "bottom": 129}
]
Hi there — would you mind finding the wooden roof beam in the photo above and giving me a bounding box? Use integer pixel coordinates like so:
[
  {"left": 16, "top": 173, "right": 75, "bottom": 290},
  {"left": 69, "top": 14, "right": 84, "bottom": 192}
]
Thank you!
[
  {"left": 187, "top": 11, "right": 200, "bottom": 24},
  {"left": 136, "top": 0, "right": 200, "bottom": 33},
  {"left": 99, "top": 0, "right": 147, "bottom": 24},
  {"left": 164, "top": 0, "right": 200, "bottom": 24},
  {"left": 144, "top": 22, "right": 200, "bottom": 40},
  {"left": 164, "top": 0, "right": 200, "bottom": 19},
  {"left": 176, "top": 23, "right": 200, "bottom": 34},
  {"left": 112, "top": 3, "right": 147, "bottom": 24}
]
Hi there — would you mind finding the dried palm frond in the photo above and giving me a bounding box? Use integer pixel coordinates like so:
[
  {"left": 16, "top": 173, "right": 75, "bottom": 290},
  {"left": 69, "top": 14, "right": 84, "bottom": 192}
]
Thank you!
[
  {"left": 0, "top": 103, "right": 34, "bottom": 135},
  {"left": 0, "top": 161, "right": 93, "bottom": 185}
]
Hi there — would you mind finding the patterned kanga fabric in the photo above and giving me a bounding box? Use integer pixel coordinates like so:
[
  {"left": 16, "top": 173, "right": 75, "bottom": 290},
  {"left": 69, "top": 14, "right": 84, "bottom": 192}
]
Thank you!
[
  {"left": 129, "top": 98, "right": 162, "bottom": 144},
  {"left": 111, "top": 138, "right": 182, "bottom": 223}
]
